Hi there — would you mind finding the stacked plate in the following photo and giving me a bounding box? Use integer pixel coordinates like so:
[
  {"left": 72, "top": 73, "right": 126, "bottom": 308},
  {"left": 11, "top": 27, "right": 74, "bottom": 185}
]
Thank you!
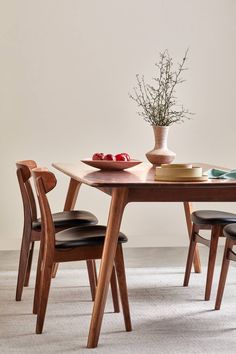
[{"left": 155, "top": 164, "right": 208, "bottom": 182}]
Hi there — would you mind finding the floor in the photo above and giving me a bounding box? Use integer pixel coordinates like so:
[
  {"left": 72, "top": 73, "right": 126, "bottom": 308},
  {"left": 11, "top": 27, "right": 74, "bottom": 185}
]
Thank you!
[{"left": 2, "top": 246, "right": 235, "bottom": 354}]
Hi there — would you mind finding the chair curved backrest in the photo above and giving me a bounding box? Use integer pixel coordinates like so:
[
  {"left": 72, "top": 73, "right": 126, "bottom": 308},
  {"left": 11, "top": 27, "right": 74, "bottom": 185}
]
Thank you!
[
  {"left": 16, "top": 160, "right": 38, "bottom": 224},
  {"left": 32, "top": 168, "right": 57, "bottom": 252}
]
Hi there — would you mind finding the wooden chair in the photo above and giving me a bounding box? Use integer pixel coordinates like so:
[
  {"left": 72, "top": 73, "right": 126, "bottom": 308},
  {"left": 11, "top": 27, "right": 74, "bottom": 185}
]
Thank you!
[
  {"left": 16, "top": 160, "right": 100, "bottom": 305},
  {"left": 32, "top": 168, "right": 131, "bottom": 334},
  {"left": 215, "top": 223, "right": 236, "bottom": 310},
  {"left": 183, "top": 210, "right": 236, "bottom": 300}
]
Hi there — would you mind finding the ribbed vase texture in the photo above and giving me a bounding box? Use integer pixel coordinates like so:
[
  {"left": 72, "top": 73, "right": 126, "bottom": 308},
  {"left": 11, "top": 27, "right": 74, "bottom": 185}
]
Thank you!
[{"left": 146, "top": 126, "right": 176, "bottom": 165}]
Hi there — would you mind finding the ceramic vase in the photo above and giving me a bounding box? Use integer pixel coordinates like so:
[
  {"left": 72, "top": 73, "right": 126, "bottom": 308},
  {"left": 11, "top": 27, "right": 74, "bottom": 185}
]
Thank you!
[{"left": 146, "top": 125, "right": 176, "bottom": 166}]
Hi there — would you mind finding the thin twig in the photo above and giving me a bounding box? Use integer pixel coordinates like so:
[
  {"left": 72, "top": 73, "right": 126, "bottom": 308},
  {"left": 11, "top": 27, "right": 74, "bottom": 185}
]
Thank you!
[{"left": 129, "top": 49, "right": 193, "bottom": 126}]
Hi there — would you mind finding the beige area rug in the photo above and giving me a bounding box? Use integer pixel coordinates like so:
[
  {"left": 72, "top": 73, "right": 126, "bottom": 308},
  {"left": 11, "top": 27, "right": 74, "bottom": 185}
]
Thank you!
[{"left": 1, "top": 266, "right": 236, "bottom": 354}]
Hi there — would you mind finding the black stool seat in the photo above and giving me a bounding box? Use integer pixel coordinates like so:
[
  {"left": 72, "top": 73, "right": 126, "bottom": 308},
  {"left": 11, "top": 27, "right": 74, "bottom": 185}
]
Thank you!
[
  {"left": 55, "top": 225, "right": 128, "bottom": 249},
  {"left": 191, "top": 210, "right": 236, "bottom": 225},
  {"left": 33, "top": 210, "right": 98, "bottom": 230},
  {"left": 223, "top": 224, "right": 236, "bottom": 240}
]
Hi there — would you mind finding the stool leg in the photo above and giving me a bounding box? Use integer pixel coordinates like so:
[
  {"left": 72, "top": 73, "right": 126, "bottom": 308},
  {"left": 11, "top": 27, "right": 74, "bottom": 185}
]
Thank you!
[
  {"left": 215, "top": 238, "right": 234, "bottom": 310},
  {"left": 183, "top": 224, "right": 198, "bottom": 287},
  {"left": 205, "top": 225, "right": 221, "bottom": 301}
]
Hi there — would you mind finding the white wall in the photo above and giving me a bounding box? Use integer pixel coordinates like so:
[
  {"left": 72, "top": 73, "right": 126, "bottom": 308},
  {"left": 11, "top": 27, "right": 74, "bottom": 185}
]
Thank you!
[{"left": 1, "top": 0, "right": 236, "bottom": 250}]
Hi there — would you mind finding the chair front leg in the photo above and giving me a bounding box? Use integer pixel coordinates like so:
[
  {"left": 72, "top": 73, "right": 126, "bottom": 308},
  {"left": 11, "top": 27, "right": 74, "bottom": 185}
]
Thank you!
[
  {"left": 205, "top": 225, "right": 221, "bottom": 301},
  {"left": 87, "top": 258, "right": 120, "bottom": 312},
  {"left": 215, "top": 238, "right": 234, "bottom": 310},
  {"left": 183, "top": 224, "right": 198, "bottom": 287},
  {"left": 115, "top": 244, "right": 132, "bottom": 331},
  {"left": 36, "top": 257, "right": 54, "bottom": 334}
]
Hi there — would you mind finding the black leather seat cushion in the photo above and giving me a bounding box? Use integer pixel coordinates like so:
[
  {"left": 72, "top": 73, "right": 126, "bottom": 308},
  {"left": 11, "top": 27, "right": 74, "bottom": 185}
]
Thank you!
[
  {"left": 32, "top": 210, "right": 97, "bottom": 230},
  {"left": 192, "top": 210, "right": 236, "bottom": 225},
  {"left": 55, "top": 225, "right": 128, "bottom": 249},
  {"left": 223, "top": 224, "right": 236, "bottom": 240}
]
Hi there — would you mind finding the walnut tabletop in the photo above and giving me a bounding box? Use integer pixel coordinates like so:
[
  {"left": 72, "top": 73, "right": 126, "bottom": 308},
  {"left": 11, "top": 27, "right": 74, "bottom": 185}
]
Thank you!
[{"left": 52, "top": 162, "right": 236, "bottom": 202}]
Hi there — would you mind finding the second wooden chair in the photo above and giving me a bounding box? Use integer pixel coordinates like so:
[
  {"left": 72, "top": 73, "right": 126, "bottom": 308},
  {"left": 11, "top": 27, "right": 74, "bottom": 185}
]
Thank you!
[{"left": 32, "top": 168, "right": 131, "bottom": 334}]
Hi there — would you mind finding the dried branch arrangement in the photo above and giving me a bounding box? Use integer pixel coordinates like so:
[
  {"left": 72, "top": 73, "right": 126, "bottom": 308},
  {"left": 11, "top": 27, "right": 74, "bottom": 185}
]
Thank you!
[{"left": 130, "top": 49, "right": 193, "bottom": 126}]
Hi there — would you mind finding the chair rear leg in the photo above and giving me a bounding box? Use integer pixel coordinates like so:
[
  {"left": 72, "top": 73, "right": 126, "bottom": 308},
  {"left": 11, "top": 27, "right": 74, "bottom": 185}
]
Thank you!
[
  {"left": 183, "top": 224, "right": 198, "bottom": 287},
  {"left": 15, "top": 228, "right": 32, "bottom": 301},
  {"left": 115, "top": 245, "right": 132, "bottom": 331},
  {"left": 87, "top": 259, "right": 119, "bottom": 312},
  {"left": 205, "top": 225, "right": 221, "bottom": 301},
  {"left": 86, "top": 260, "right": 97, "bottom": 301},
  {"left": 110, "top": 266, "right": 120, "bottom": 313},
  {"left": 36, "top": 259, "right": 53, "bottom": 334},
  {"left": 215, "top": 238, "right": 234, "bottom": 310},
  {"left": 51, "top": 263, "right": 59, "bottom": 278},
  {"left": 24, "top": 241, "right": 35, "bottom": 286}
]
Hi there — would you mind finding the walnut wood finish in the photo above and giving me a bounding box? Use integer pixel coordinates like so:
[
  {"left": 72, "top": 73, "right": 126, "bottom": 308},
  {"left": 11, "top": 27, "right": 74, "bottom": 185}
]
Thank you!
[
  {"left": 87, "top": 188, "right": 130, "bottom": 348},
  {"left": 215, "top": 238, "right": 236, "bottom": 310},
  {"left": 52, "top": 162, "right": 234, "bottom": 189},
  {"left": 50, "top": 177, "right": 100, "bottom": 302},
  {"left": 62, "top": 178, "right": 101, "bottom": 303},
  {"left": 86, "top": 258, "right": 98, "bottom": 303},
  {"left": 63, "top": 178, "right": 82, "bottom": 211},
  {"left": 204, "top": 225, "right": 222, "bottom": 300},
  {"left": 183, "top": 202, "right": 201, "bottom": 273},
  {"left": 114, "top": 244, "right": 132, "bottom": 331},
  {"left": 32, "top": 169, "right": 129, "bottom": 334},
  {"left": 16, "top": 160, "right": 40, "bottom": 301},
  {"left": 110, "top": 266, "right": 120, "bottom": 313},
  {"left": 15, "top": 161, "right": 102, "bottom": 306},
  {"left": 52, "top": 161, "right": 236, "bottom": 348},
  {"left": 183, "top": 223, "right": 199, "bottom": 288},
  {"left": 184, "top": 224, "right": 223, "bottom": 300}
]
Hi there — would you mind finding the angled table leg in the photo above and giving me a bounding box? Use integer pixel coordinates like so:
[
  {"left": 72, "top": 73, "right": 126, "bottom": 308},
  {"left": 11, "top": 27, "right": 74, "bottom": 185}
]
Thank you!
[
  {"left": 87, "top": 188, "right": 131, "bottom": 348},
  {"left": 63, "top": 178, "right": 82, "bottom": 211},
  {"left": 183, "top": 202, "right": 201, "bottom": 273}
]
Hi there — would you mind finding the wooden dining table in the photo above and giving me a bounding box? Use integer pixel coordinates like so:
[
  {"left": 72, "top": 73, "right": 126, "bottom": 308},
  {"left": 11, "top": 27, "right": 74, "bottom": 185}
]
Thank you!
[{"left": 52, "top": 161, "right": 236, "bottom": 348}]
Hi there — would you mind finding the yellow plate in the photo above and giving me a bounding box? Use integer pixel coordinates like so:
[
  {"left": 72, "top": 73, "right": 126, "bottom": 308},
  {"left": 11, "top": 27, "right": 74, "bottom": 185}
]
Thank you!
[{"left": 155, "top": 175, "right": 208, "bottom": 182}]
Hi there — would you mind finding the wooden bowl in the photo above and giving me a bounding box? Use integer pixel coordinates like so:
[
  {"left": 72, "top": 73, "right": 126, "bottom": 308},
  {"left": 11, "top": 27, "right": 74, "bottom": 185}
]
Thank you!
[{"left": 81, "top": 159, "right": 142, "bottom": 171}]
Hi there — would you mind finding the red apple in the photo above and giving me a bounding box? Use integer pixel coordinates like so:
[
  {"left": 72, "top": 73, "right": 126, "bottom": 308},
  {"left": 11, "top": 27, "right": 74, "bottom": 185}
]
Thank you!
[
  {"left": 92, "top": 153, "right": 104, "bottom": 160},
  {"left": 115, "top": 154, "right": 127, "bottom": 161},
  {"left": 103, "top": 154, "right": 115, "bottom": 161},
  {"left": 120, "top": 153, "right": 131, "bottom": 161}
]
